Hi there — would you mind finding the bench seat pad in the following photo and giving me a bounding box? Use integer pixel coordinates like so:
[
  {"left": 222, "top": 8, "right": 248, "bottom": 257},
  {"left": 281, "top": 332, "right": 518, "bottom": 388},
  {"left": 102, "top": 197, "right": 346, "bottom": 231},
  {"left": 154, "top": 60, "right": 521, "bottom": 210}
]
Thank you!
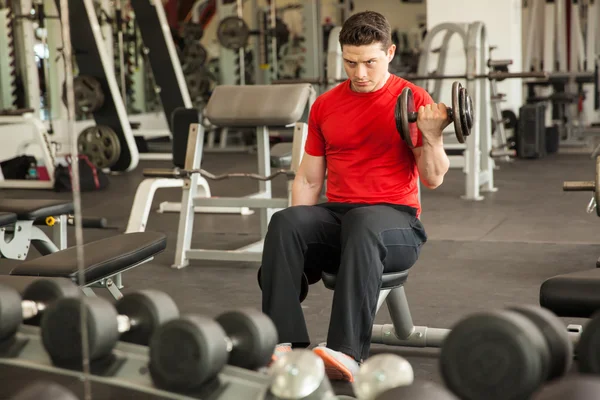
[
  {"left": 0, "top": 199, "right": 74, "bottom": 220},
  {"left": 10, "top": 232, "right": 166, "bottom": 282},
  {"left": 540, "top": 268, "right": 600, "bottom": 318}
]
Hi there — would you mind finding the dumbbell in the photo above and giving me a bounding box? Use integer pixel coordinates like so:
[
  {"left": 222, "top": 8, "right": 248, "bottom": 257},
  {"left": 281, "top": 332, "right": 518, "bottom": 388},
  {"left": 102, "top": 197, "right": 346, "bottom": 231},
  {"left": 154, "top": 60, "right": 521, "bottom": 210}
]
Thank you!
[
  {"left": 266, "top": 349, "right": 338, "bottom": 400},
  {"left": 440, "top": 305, "right": 572, "bottom": 400},
  {"left": 40, "top": 290, "right": 179, "bottom": 367},
  {"left": 395, "top": 81, "right": 474, "bottom": 148},
  {"left": 531, "top": 375, "right": 600, "bottom": 399},
  {"left": 257, "top": 266, "right": 322, "bottom": 303},
  {"left": 576, "top": 309, "right": 600, "bottom": 374},
  {"left": 149, "top": 308, "right": 278, "bottom": 392},
  {"left": 352, "top": 354, "right": 414, "bottom": 400},
  {"left": 10, "top": 381, "right": 78, "bottom": 400},
  {"left": 0, "top": 279, "right": 79, "bottom": 344},
  {"left": 373, "top": 381, "right": 459, "bottom": 400}
]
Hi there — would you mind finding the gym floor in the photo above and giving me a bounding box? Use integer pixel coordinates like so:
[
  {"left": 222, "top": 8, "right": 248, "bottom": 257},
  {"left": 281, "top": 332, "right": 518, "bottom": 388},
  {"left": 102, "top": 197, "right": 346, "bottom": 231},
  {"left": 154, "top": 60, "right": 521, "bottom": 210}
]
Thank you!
[{"left": 2, "top": 150, "right": 598, "bottom": 396}]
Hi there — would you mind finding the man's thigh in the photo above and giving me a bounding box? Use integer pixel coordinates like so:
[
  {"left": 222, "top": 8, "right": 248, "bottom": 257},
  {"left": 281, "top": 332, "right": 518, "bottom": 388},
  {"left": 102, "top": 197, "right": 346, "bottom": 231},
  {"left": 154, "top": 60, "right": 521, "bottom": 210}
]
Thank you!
[{"left": 341, "top": 205, "right": 427, "bottom": 272}]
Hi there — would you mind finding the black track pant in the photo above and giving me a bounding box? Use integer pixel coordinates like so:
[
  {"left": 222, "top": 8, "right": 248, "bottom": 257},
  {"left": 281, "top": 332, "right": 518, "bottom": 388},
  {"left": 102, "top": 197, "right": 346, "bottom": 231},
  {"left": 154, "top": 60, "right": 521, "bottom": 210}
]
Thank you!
[{"left": 259, "top": 202, "right": 428, "bottom": 362}]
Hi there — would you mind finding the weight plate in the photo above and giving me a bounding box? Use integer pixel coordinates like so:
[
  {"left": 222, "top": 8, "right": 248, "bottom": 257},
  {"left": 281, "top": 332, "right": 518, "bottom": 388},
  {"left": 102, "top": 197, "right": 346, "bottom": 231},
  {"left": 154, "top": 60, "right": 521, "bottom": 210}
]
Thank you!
[
  {"left": 62, "top": 75, "right": 105, "bottom": 114},
  {"left": 440, "top": 310, "right": 547, "bottom": 400},
  {"left": 77, "top": 125, "right": 122, "bottom": 169},
  {"left": 41, "top": 297, "right": 120, "bottom": 365},
  {"left": 115, "top": 290, "right": 180, "bottom": 346},
  {"left": 22, "top": 279, "right": 79, "bottom": 327},
  {"left": 149, "top": 315, "right": 228, "bottom": 391},
  {"left": 215, "top": 308, "right": 278, "bottom": 370},
  {"left": 0, "top": 284, "right": 24, "bottom": 341},
  {"left": 183, "top": 42, "right": 208, "bottom": 68},
  {"left": 595, "top": 156, "right": 600, "bottom": 217},
  {"left": 374, "top": 381, "right": 459, "bottom": 400},
  {"left": 451, "top": 82, "right": 465, "bottom": 143},
  {"left": 507, "top": 305, "right": 572, "bottom": 381},
  {"left": 182, "top": 22, "right": 204, "bottom": 41},
  {"left": 459, "top": 87, "right": 473, "bottom": 139},
  {"left": 217, "top": 16, "right": 249, "bottom": 50},
  {"left": 396, "top": 87, "right": 417, "bottom": 148},
  {"left": 577, "top": 310, "right": 600, "bottom": 374},
  {"left": 185, "top": 71, "right": 211, "bottom": 98}
]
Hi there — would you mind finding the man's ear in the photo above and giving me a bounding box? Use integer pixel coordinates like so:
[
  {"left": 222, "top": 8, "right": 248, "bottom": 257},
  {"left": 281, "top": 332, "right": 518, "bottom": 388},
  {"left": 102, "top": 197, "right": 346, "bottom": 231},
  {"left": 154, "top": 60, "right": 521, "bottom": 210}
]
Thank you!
[{"left": 388, "top": 44, "right": 396, "bottom": 61}]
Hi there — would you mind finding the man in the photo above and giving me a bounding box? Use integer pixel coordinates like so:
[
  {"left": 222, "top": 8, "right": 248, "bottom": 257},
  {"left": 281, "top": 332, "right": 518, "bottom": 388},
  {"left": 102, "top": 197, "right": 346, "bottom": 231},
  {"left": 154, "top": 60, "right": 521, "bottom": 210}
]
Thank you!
[{"left": 259, "top": 11, "right": 450, "bottom": 382}]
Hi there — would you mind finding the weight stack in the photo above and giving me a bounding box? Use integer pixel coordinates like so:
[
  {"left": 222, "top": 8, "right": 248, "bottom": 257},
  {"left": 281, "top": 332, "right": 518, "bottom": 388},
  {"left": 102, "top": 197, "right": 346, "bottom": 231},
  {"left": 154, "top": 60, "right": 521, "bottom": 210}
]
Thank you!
[{"left": 517, "top": 103, "right": 547, "bottom": 159}]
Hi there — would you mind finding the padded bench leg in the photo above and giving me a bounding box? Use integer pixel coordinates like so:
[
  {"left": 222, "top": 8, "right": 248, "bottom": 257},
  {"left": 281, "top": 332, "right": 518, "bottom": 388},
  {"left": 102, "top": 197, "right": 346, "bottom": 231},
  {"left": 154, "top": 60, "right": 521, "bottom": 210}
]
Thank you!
[{"left": 371, "top": 286, "right": 450, "bottom": 348}]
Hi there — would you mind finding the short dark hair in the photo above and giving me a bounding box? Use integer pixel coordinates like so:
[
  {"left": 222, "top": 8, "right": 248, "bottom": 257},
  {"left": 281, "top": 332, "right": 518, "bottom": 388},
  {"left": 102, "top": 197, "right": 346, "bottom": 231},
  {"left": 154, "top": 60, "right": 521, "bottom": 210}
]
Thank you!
[{"left": 338, "top": 11, "right": 392, "bottom": 51}]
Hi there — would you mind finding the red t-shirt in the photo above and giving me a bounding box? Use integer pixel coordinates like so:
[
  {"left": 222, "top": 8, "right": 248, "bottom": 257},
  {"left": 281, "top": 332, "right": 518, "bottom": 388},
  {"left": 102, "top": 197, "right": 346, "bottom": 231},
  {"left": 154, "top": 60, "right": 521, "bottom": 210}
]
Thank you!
[{"left": 305, "top": 74, "right": 434, "bottom": 216}]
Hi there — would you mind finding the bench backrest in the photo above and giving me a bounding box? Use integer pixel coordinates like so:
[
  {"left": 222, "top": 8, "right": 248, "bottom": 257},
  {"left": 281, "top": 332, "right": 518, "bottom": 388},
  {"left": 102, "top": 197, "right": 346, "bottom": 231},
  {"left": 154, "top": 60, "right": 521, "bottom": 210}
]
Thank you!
[{"left": 204, "top": 84, "right": 315, "bottom": 127}]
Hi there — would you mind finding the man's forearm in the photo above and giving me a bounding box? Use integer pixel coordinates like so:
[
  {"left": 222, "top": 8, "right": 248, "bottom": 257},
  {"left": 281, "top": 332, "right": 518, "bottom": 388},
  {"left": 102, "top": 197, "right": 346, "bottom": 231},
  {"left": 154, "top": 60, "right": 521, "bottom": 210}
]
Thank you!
[
  {"left": 417, "top": 137, "right": 449, "bottom": 189},
  {"left": 291, "top": 178, "right": 323, "bottom": 206}
]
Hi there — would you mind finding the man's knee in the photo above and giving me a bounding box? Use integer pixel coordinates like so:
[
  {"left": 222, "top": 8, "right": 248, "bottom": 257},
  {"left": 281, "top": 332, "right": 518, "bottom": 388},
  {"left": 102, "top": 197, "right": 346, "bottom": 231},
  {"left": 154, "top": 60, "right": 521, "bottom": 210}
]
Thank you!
[{"left": 268, "top": 205, "right": 318, "bottom": 233}]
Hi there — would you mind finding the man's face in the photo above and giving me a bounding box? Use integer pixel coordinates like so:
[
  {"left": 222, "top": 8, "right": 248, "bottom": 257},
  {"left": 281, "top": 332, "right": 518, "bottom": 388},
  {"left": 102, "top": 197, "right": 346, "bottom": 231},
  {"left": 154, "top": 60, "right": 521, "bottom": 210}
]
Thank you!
[{"left": 342, "top": 42, "right": 395, "bottom": 93}]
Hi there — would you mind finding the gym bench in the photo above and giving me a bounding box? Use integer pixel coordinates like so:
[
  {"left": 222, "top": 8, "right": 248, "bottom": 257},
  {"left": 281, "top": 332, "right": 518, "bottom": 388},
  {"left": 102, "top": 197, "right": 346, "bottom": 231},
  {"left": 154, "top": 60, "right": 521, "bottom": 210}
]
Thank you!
[
  {"left": 322, "top": 271, "right": 450, "bottom": 348},
  {"left": 539, "top": 268, "right": 600, "bottom": 341},
  {"left": 0, "top": 199, "right": 74, "bottom": 259},
  {"left": 165, "top": 84, "right": 315, "bottom": 268},
  {"left": 0, "top": 231, "right": 166, "bottom": 300}
]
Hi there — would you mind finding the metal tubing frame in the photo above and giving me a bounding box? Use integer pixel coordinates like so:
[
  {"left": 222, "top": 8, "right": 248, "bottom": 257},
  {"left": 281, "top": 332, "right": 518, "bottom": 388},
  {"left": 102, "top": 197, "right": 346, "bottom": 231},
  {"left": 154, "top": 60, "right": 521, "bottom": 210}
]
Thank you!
[
  {"left": 371, "top": 285, "right": 450, "bottom": 348},
  {"left": 171, "top": 121, "right": 308, "bottom": 269}
]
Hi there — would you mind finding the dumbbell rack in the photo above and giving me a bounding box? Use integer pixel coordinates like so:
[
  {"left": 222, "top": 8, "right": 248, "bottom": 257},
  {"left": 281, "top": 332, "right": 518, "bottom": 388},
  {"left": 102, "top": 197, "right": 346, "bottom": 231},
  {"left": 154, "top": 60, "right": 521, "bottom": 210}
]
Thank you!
[{"left": 0, "top": 324, "right": 271, "bottom": 399}]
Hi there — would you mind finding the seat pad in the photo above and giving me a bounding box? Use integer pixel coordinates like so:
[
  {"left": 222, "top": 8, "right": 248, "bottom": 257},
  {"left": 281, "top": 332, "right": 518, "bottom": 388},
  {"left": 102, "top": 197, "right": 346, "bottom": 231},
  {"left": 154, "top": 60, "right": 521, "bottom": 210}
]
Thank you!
[
  {"left": 322, "top": 270, "right": 409, "bottom": 290},
  {"left": 0, "top": 199, "right": 74, "bottom": 220},
  {"left": 10, "top": 232, "right": 167, "bottom": 283},
  {"left": 0, "top": 212, "right": 17, "bottom": 227},
  {"left": 540, "top": 269, "right": 600, "bottom": 318}
]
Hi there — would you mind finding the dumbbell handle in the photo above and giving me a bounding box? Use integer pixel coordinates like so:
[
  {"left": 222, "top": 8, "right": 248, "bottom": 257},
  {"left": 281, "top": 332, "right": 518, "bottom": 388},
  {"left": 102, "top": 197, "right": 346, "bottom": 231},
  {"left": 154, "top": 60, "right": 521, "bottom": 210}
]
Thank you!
[
  {"left": 407, "top": 107, "right": 454, "bottom": 123},
  {"left": 116, "top": 314, "right": 139, "bottom": 333},
  {"left": 563, "top": 181, "right": 595, "bottom": 191},
  {"left": 21, "top": 300, "right": 45, "bottom": 320}
]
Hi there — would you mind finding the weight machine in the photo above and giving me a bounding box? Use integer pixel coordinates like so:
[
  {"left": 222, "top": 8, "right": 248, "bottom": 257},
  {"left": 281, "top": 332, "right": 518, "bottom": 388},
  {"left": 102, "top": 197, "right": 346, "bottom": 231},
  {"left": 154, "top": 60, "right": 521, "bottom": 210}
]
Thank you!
[
  {"left": 523, "top": 0, "right": 600, "bottom": 148},
  {"left": 139, "top": 84, "right": 315, "bottom": 268},
  {"left": 0, "top": 0, "right": 58, "bottom": 189},
  {"left": 414, "top": 21, "right": 495, "bottom": 201}
]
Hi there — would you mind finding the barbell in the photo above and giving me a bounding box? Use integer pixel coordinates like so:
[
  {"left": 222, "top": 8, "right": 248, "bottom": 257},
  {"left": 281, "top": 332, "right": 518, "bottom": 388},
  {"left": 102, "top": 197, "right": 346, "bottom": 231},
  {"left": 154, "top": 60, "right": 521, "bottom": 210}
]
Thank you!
[
  {"left": 396, "top": 81, "right": 473, "bottom": 148},
  {"left": 562, "top": 156, "right": 600, "bottom": 217},
  {"left": 142, "top": 167, "right": 295, "bottom": 181}
]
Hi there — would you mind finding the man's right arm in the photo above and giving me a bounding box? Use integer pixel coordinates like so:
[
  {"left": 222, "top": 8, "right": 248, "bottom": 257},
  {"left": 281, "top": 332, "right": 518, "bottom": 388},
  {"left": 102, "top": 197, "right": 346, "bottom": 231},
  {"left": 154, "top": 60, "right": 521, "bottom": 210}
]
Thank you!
[{"left": 291, "top": 154, "right": 326, "bottom": 206}]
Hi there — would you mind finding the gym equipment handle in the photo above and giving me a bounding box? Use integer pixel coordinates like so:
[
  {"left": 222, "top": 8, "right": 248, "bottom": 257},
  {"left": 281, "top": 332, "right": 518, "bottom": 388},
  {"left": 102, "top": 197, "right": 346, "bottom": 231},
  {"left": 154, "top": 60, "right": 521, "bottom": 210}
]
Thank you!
[
  {"left": 143, "top": 168, "right": 296, "bottom": 181},
  {"left": 563, "top": 181, "right": 595, "bottom": 191},
  {"left": 407, "top": 107, "right": 454, "bottom": 123}
]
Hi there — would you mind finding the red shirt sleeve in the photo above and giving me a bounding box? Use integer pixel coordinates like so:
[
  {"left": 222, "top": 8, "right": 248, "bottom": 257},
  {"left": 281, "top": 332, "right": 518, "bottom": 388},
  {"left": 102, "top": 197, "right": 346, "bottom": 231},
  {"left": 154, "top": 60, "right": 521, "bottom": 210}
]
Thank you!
[
  {"left": 411, "top": 87, "right": 435, "bottom": 148},
  {"left": 304, "top": 98, "right": 325, "bottom": 156}
]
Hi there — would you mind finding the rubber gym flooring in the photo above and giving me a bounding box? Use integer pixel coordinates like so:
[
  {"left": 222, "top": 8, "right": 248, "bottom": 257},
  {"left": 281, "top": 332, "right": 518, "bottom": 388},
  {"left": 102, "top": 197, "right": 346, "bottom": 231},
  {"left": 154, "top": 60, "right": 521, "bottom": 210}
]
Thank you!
[{"left": 2, "top": 150, "right": 599, "bottom": 396}]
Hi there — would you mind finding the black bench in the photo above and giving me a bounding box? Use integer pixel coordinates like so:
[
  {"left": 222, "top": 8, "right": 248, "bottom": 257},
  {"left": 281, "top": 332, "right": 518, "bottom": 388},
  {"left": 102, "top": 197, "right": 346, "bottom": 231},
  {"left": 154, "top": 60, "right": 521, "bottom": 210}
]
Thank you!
[
  {"left": 0, "top": 199, "right": 74, "bottom": 259},
  {"left": 0, "top": 232, "right": 167, "bottom": 300},
  {"left": 321, "top": 271, "right": 449, "bottom": 348},
  {"left": 540, "top": 269, "right": 600, "bottom": 318}
]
